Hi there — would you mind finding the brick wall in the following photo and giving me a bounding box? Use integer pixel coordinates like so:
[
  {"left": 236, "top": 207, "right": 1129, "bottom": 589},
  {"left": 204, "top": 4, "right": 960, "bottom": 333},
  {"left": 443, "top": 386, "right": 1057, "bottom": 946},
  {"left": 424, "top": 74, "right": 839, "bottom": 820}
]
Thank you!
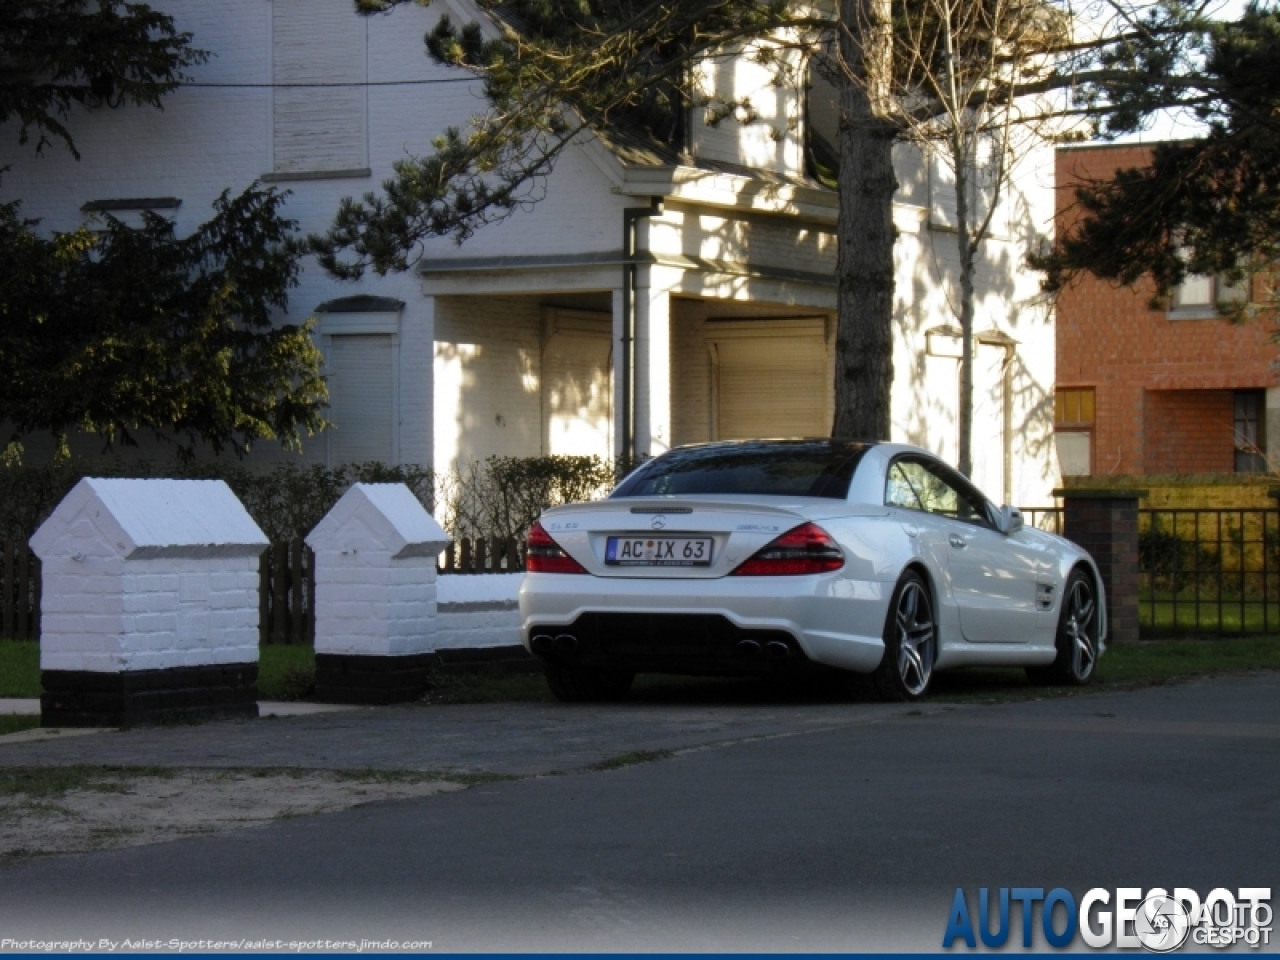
[
  {"left": 1055, "top": 145, "right": 1278, "bottom": 476},
  {"left": 1143, "top": 390, "right": 1235, "bottom": 475}
]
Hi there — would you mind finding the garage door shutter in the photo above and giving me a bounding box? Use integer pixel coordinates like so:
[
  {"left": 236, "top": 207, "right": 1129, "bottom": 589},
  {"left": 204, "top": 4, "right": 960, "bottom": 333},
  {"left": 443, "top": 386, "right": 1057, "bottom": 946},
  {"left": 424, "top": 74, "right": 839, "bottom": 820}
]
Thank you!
[
  {"left": 328, "top": 334, "right": 393, "bottom": 463},
  {"left": 712, "top": 321, "right": 829, "bottom": 440}
]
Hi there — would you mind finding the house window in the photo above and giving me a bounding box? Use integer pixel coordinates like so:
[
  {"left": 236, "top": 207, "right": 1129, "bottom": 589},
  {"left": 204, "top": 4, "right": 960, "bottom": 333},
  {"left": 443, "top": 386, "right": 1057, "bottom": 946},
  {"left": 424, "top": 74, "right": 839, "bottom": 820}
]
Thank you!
[
  {"left": 1054, "top": 387, "right": 1094, "bottom": 476},
  {"left": 1170, "top": 271, "right": 1248, "bottom": 313},
  {"left": 1234, "top": 390, "right": 1267, "bottom": 473},
  {"left": 271, "top": 0, "right": 368, "bottom": 177}
]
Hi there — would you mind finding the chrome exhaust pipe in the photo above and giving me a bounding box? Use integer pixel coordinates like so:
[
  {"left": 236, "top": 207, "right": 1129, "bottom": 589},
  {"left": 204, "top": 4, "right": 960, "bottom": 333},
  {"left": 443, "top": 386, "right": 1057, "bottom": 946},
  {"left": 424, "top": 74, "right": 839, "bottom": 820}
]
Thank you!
[
  {"left": 735, "top": 639, "right": 762, "bottom": 657},
  {"left": 765, "top": 641, "right": 791, "bottom": 659},
  {"left": 554, "top": 634, "right": 580, "bottom": 655},
  {"left": 530, "top": 634, "right": 554, "bottom": 655}
]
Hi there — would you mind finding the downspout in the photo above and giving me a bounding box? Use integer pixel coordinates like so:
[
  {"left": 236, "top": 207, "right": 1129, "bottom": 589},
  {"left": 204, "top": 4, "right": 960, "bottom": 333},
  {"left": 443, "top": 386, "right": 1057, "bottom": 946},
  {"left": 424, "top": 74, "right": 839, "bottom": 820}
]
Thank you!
[
  {"left": 1002, "top": 346, "right": 1014, "bottom": 505},
  {"left": 621, "top": 197, "right": 665, "bottom": 461}
]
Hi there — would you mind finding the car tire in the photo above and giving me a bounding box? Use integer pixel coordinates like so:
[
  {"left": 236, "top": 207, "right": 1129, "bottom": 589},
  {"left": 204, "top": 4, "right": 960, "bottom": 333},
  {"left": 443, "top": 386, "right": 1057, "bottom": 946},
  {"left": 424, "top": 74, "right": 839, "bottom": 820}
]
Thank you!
[
  {"left": 543, "top": 661, "right": 635, "bottom": 703},
  {"left": 870, "top": 569, "right": 936, "bottom": 702},
  {"left": 1026, "top": 567, "right": 1099, "bottom": 686}
]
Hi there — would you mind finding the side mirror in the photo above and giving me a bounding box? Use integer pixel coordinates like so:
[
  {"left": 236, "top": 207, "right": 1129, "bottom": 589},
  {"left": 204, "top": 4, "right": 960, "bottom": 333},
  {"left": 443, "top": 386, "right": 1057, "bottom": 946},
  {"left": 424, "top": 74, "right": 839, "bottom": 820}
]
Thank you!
[{"left": 997, "top": 504, "right": 1024, "bottom": 536}]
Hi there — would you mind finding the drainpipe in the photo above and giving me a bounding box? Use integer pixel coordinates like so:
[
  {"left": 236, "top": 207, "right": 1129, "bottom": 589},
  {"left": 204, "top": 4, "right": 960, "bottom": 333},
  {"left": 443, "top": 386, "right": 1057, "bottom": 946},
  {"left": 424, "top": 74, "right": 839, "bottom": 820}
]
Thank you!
[{"left": 621, "top": 197, "right": 665, "bottom": 461}]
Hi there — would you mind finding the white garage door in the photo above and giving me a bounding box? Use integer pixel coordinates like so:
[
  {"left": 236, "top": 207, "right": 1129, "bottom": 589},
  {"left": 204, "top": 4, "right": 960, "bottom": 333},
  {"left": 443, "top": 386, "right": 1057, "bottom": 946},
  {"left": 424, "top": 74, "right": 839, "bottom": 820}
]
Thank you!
[
  {"left": 711, "top": 320, "right": 829, "bottom": 441},
  {"left": 328, "top": 334, "right": 394, "bottom": 463}
]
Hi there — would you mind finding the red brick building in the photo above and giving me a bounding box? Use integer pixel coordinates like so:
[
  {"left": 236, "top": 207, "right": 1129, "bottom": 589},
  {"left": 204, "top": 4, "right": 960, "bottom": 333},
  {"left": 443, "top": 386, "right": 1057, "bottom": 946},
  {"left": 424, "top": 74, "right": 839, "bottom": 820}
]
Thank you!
[{"left": 1054, "top": 143, "right": 1278, "bottom": 477}]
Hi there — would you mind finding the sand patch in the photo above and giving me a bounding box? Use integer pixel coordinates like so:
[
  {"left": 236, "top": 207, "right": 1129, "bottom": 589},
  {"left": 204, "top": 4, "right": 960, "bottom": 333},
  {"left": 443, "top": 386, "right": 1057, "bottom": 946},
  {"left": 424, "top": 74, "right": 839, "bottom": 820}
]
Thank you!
[{"left": 0, "top": 769, "right": 465, "bottom": 858}]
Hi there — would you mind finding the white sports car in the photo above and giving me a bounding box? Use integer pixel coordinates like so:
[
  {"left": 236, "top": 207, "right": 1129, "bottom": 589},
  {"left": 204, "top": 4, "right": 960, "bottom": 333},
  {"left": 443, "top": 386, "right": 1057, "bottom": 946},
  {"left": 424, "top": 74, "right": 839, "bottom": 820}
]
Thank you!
[{"left": 519, "top": 440, "right": 1105, "bottom": 702}]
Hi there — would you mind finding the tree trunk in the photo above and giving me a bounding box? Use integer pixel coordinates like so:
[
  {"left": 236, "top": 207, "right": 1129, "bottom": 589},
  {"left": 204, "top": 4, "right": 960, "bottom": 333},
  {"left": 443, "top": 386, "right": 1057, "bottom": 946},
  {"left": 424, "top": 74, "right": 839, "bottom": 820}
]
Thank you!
[{"left": 832, "top": 0, "right": 898, "bottom": 441}]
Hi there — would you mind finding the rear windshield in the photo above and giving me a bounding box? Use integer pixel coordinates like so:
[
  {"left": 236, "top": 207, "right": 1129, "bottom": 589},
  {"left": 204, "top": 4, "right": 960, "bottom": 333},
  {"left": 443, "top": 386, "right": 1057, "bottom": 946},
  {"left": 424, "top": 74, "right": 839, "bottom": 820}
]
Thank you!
[{"left": 611, "top": 441, "right": 872, "bottom": 499}]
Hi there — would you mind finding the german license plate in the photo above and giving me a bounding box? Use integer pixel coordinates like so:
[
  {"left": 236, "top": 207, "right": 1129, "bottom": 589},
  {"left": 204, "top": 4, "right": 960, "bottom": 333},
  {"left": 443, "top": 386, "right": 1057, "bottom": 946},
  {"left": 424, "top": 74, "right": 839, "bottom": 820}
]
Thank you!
[{"left": 605, "top": 536, "right": 713, "bottom": 566}]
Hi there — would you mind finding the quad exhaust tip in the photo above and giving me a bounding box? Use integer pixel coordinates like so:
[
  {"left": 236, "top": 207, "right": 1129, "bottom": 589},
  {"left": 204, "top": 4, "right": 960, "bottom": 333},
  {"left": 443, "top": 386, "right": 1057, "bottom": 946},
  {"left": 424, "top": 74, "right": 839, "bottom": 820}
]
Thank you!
[
  {"left": 530, "top": 634, "right": 554, "bottom": 655},
  {"left": 553, "top": 634, "right": 580, "bottom": 655},
  {"left": 735, "top": 639, "right": 762, "bottom": 657},
  {"left": 765, "top": 641, "right": 792, "bottom": 659}
]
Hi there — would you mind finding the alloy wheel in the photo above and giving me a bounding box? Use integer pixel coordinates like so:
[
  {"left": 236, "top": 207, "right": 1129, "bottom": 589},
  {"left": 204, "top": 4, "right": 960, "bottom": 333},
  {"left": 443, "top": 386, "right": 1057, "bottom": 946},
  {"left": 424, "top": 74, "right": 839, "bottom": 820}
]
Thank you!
[
  {"left": 895, "top": 580, "right": 935, "bottom": 696},
  {"left": 1064, "top": 577, "right": 1097, "bottom": 680}
]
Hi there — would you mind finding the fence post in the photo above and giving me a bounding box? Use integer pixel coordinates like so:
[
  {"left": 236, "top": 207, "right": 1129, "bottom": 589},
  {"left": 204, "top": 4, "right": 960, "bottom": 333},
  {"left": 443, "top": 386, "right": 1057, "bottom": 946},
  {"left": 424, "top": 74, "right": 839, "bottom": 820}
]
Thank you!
[
  {"left": 272, "top": 544, "right": 288, "bottom": 644},
  {"left": 289, "top": 539, "right": 304, "bottom": 645},
  {"left": 1055, "top": 487, "right": 1146, "bottom": 645}
]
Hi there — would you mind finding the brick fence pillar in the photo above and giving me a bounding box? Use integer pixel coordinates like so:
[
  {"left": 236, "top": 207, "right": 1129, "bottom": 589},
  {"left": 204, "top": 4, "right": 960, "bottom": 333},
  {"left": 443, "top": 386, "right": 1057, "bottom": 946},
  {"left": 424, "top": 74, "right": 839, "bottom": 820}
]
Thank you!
[
  {"left": 1054, "top": 488, "right": 1146, "bottom": 645},
  {"left": 306, "top": 483, "right": 449, "bottom": 705}
]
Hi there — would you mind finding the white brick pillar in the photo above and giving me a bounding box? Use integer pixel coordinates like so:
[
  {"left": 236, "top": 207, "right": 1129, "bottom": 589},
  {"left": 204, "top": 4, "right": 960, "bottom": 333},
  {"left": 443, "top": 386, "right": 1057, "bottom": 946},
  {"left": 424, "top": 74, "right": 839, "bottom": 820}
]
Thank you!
[
  {"left": 634, "top": 261, "right": 676, "bottom": 458},
  {"left": 29, "top": 479, "right": 268, "bottom": 727},
  {"left": 306, "top": 483, "right": 449, "bottom": 704}
]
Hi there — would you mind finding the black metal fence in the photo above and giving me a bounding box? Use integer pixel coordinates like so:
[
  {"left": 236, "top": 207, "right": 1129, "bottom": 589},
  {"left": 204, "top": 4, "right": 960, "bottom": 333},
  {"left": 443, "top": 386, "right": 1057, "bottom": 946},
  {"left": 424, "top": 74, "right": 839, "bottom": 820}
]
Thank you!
[
  {"left": 1138, "top": 508, "right": 1280, "bottom": 635},
  {"left": 1020, "top": 505, "right": 1280, "bottom": 636}
]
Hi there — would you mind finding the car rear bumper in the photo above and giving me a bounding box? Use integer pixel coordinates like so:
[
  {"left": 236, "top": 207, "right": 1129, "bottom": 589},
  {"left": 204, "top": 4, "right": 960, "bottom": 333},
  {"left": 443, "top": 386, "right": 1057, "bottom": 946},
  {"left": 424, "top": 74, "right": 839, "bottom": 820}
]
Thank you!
[{"left": 519, "top": 573, "right": 888, "bottom": 675}]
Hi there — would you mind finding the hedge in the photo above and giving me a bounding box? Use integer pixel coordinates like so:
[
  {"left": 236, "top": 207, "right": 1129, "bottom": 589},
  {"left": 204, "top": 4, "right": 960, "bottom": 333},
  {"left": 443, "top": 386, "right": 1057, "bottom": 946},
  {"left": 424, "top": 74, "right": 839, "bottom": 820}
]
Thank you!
[{"left": 0, "top": 455, "right": 624, "bottom": 544}]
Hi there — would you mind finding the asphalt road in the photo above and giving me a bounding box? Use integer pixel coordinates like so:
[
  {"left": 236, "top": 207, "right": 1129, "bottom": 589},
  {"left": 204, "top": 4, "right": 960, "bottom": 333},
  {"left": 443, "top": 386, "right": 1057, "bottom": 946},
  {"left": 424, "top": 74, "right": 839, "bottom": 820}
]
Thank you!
[{"left": 1, "top": 673, "right": 1277, "bottom": 952}]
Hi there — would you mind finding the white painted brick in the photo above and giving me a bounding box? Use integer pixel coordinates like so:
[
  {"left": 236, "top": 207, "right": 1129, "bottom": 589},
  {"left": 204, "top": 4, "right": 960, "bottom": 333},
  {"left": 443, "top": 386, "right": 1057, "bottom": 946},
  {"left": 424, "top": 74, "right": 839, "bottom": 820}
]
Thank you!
[{"left": 32, "top": 479, "right": 268, "bottom": 674}]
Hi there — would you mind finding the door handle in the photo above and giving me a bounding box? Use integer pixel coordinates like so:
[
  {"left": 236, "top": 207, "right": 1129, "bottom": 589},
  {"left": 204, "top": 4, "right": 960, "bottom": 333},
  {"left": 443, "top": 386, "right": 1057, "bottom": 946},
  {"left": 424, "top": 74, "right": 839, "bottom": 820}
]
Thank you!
[{"left": 949, "top": 534, "right": 967, "bottom": 549}]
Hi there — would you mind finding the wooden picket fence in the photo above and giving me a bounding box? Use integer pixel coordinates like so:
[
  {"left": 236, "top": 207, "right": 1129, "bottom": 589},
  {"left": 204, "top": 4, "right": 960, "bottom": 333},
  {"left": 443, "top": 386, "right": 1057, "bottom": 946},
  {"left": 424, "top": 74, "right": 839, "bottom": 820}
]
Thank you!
[
  {"left": 1, "top": 540, "right": 40, "bottom": 641},
  {"left": 3, "top": 535, "right": 525, "bottom": 646},
  {"left": 254, "top": 536, "right": 527, "bottom": 645},
  {"left": 259, "top": 539, "right": 315, "bottom": 646},
  {"left": 439, "top": 535, "right": 525, "bottom": 575}
]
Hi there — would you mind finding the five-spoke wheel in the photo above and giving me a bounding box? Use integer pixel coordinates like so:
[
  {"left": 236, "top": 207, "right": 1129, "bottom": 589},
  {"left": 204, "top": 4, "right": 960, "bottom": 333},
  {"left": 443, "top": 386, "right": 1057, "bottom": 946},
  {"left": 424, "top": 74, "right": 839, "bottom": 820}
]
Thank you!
[
  {"left": 1027, "top": 567, "right": 1098, "bottom": 686},
  {"left": 871, "top": 570, "right": 936, "bottom": 701}
]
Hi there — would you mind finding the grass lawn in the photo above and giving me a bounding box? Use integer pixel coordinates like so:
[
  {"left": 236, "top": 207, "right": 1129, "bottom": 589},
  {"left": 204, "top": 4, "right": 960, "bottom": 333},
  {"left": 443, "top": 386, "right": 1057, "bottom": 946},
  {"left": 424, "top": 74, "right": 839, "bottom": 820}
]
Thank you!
[
  {"left": 0, "top": 640, "right": 317, "bottom": 702},
  {"left": 0, "top": 640, "right": 39, "bottom": 698},
  {"left": 1139, "top": 598, "right": 1280, "bottom": 633},
  {"left": 257, "top": 644, "right": 316, "bottom": 701}
]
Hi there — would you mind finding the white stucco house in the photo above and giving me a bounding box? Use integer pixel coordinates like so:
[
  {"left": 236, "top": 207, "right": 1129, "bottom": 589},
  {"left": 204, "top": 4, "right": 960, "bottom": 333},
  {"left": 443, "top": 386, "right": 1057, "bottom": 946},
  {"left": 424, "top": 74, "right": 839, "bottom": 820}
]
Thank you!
[{"left": 0, "top": 0, "right": 1061, "bottom": 507}]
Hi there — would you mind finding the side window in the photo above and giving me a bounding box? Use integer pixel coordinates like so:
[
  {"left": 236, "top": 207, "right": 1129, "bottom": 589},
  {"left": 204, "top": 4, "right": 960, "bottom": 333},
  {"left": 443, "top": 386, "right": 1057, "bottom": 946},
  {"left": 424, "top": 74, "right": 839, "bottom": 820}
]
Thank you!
[{"left": 886, "top": 458, "right": 992, "bottom": 528}]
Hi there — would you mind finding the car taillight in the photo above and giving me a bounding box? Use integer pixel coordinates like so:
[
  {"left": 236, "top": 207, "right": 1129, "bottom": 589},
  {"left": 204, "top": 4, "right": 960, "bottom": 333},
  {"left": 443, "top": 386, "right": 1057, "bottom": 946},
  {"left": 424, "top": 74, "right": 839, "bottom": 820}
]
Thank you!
[
  {"left": 526, "top": 521, "right": 588, "bottom": 574},
  {"left": 730, "top": 522, "right": 844, "bottom": 576}
]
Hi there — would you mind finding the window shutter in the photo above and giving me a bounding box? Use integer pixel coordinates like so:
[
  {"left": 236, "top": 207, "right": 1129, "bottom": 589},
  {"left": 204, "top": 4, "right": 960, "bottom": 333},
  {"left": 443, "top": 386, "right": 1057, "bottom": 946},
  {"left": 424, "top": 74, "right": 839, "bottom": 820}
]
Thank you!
[
  {"left": 712, "top": 322, "right": 828, "bottom": 441},
  {"left": 272, "top": 0, "right": 367, "bottom": 174},
  {"left": 328, "top": 334, "right": 393, "bottom": 463}
]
